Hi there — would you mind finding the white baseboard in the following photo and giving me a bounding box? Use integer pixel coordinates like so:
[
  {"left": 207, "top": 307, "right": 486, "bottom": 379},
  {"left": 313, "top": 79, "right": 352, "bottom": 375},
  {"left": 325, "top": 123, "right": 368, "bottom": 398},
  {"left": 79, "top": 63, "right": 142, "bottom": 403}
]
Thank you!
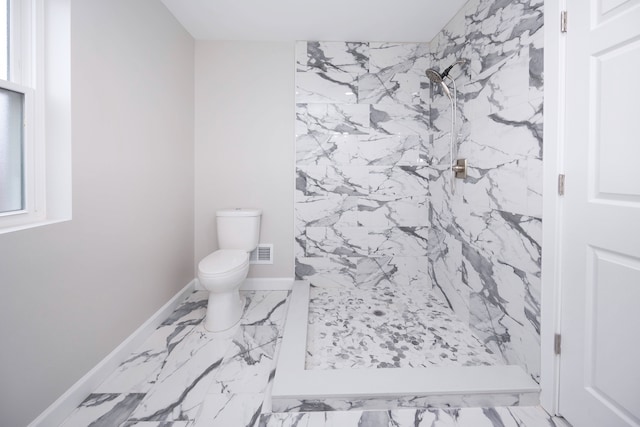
[
  {"left": 28, "top": 280, "right": 197, "bottom": 427},
  {"left": 194, "top": 277, "right": 294, "bottom": 291}
]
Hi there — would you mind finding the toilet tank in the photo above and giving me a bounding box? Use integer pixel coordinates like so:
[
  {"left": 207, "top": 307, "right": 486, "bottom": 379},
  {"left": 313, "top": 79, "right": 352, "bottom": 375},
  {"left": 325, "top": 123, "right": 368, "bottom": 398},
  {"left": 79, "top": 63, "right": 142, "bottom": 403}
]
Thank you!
[{"left": 216, "top": 208, "right": 262, "bottom": 251}]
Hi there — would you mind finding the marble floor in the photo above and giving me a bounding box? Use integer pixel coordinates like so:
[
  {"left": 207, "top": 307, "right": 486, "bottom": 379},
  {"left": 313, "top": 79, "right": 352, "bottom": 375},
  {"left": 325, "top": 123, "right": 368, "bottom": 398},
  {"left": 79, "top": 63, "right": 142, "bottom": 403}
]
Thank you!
[
  {"left": 58, "top": 289, "right": 570, "bottom": 427},
  {"left": 306, "top": 283, "right": 501, "bottom": 369}
]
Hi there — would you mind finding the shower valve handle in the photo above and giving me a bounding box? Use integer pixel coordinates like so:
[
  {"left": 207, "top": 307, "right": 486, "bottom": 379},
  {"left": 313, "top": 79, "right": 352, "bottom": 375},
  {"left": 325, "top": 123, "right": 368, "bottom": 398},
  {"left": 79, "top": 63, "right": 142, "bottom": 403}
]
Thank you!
[{"left": 452, "top": 159, "right": 467, "bottom": 179}]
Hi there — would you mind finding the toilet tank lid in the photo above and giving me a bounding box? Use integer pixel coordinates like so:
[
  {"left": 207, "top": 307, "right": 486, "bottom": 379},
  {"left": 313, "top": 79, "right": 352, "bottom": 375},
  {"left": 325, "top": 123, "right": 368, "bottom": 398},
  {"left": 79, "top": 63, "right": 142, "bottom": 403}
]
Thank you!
[{"left": 217, "top": 208, "right": 262, "bottom": 217}]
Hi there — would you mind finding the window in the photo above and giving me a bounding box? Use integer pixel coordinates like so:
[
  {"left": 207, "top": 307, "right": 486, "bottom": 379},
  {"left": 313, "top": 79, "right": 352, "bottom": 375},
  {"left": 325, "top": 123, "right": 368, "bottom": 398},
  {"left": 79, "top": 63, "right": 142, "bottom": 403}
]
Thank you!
[
  {"left": 0, "top": 83, "right": 26, "bottom": 213},
  {"left": 0, "top": 0, "right": 71, "bottom": 233}
]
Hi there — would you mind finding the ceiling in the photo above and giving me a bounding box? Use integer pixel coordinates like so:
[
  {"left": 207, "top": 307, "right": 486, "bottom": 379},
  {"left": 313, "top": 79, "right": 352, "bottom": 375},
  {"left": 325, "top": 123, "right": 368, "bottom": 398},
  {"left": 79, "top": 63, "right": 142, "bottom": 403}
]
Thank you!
[{"left": 160, "top": 0, "right": 468, "bottom": 42}]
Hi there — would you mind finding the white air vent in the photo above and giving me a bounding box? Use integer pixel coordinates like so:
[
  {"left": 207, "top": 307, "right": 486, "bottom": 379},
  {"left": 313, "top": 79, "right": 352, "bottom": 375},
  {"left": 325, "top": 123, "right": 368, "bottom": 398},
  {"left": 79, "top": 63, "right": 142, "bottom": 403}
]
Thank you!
[{"left": 250, "top": 244, "right": 273, "bottom": 264}]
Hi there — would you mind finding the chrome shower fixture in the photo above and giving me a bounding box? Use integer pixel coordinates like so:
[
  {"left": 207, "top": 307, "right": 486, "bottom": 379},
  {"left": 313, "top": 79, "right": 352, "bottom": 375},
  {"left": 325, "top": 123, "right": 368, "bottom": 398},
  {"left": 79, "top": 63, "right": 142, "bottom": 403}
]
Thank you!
[
  {"left": 425, "top": 69, "right": 452, "bottom": 99},
  {"left": 425, "top": 59, "right": 467, "bottom": 99}
]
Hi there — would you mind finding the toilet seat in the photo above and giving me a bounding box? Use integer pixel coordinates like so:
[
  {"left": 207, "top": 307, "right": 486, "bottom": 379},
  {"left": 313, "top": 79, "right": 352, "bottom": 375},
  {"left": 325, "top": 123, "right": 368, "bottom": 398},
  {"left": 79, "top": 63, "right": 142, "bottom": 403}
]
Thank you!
[{"left": 198, "top": 249, "right": 249, "bottom": 278}]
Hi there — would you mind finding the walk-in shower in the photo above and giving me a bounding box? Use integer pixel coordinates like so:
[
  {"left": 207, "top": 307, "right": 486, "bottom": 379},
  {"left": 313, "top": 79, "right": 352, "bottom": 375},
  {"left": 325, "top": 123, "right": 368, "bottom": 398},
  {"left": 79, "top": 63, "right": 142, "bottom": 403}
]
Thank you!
[
  {"left": 426, "top": 59, "right": 468, "bottom": 189},
  {"left": 285, "top": 3, "right": 545, "bottom": 407}
]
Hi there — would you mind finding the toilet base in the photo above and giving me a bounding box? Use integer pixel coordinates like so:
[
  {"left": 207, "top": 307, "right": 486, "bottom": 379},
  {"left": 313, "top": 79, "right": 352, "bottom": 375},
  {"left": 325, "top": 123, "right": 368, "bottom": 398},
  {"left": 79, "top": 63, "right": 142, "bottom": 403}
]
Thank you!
[{"left": 204, "top": 290, "right": 245, "bottom": 332}]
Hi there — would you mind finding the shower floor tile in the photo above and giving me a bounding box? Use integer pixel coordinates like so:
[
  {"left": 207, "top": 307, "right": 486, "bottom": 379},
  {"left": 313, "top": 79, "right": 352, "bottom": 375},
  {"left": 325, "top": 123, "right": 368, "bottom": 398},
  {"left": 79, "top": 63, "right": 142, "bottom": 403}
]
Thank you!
[{"left": 306, "top": 283, "right": 501, "bottom": 369}]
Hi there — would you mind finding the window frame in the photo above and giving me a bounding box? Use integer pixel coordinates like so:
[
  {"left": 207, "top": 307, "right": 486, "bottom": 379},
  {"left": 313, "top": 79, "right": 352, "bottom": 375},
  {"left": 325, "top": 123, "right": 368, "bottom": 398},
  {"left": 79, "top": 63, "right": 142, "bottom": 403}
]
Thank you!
[
  {"left": 0, "top": 0, "right": 70, "bottom": 234},
  {"left": 0, "top": 78, "right": 35, "bottom": 219}
]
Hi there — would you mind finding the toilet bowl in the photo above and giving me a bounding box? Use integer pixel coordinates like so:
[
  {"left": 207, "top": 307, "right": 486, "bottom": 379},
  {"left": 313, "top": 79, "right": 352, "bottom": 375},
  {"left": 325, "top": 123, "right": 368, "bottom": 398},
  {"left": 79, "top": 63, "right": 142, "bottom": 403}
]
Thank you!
[
  {"left": 197, "top": 208, "right": 261, "bottom": 332},
  {"left": 198, "top": 249, "right": 250, "bottom": 332}
]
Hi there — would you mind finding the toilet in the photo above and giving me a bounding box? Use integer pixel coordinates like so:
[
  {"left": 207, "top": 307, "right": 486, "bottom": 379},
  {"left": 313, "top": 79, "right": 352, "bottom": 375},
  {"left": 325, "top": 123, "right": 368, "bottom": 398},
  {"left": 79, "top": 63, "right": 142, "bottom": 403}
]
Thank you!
[{"left": 198, "top": 208, "right": 262, "bottom": 332}]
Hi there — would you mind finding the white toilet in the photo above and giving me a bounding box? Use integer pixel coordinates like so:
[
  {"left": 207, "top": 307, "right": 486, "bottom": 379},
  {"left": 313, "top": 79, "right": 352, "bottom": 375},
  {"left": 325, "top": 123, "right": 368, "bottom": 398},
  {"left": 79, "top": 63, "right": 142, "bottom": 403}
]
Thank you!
[{"left": 198, "top": 208, "right": 262, "bottom": 332}]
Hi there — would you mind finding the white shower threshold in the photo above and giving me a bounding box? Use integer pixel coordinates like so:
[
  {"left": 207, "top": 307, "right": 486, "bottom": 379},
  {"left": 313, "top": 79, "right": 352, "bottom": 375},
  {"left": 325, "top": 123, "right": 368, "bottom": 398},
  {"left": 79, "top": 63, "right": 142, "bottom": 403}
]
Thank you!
[{"left": 271, "top": 281, "right": 540, "bottom": 412}]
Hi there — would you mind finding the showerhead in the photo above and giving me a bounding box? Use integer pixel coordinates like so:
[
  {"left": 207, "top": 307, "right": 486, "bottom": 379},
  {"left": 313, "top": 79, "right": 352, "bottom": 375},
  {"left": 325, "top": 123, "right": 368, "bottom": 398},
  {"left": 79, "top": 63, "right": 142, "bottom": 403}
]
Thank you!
[
  {"left": 425, "top": 59, "right": 467, "bottom": 100},
  {"left": 425, "top": 68, "right": 452, "bottom": 99}
]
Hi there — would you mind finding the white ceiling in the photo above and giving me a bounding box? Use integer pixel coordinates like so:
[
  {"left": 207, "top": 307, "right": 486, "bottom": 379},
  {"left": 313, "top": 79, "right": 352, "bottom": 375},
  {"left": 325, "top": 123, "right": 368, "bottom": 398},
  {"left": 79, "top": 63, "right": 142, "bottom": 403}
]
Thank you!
[{"left": 160, "top": 0, "right": 468, "bottom": 42}]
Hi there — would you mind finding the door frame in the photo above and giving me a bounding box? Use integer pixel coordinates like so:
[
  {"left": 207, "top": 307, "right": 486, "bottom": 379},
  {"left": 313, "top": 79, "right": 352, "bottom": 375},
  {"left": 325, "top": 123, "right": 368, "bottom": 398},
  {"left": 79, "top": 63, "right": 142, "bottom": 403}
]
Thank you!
[{"left": 540, "top": 0, "right": 567, "bottom": 416}]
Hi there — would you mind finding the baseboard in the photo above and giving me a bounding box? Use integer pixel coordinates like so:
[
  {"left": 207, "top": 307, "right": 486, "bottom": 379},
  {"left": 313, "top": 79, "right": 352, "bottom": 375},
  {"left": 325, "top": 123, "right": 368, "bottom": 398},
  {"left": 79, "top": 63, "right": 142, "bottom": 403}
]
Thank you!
[
  {"left": 27, "top": 280, "right": 197, "bottom": 427},
  {"left": 194, "top": 277, "right": 295, "bottom": 291}
]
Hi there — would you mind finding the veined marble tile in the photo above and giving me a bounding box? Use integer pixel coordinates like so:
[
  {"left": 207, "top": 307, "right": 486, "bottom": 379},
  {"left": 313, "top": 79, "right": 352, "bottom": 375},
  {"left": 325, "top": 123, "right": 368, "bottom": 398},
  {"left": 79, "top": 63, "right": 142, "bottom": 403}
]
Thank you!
[
  {"left": 369, "top": 166, "right": 429, "bottom": 198},
  {"left": 123, "top": 422, "right": 192, "bottom": 427},
  {"left": 461, "top": 158, "right": 529, "bottom": 216},
  {"left": 161, "top": 291, "right": 208, "bottom": 327},
  {"left": 240, "top": 291, "right": 289, "bottom": 328},
  {"left": 296, "top": 133, "right": 360, "bottom": 166},
  {"left": 297, "top": 165, "right": 369, "bottom": 197},
  {"left": 356, "top": 256, "right": 430, "bottom": 288},
  {"left": 295, "top": 256, "right": 358, "bottom": 287},
  {"left": 455, "top": 208, "right": 541, "bottom": 277},
  {"left": 458, "top": 49, "right": 531, "bottom": 121},
  {"left": 306, "top": 286, "right": 499, "bottom": 370},
  {"left": 127, "top": 326, "right": 234, "bottom": 422},
  {"left": 368, "top": 42, "right": 430, "bottom": 76},
  {"left": 296, "top": 104, "right": 310, "bottom": 136},
  {"left": 526, "top": 155, "right": 543, "bottom": 219},
  {"left": 355, "top": 135, "right": 425, "bottom": 167},
  {"left": 296, "top": 72, "right": 358, "bottom": 104},
  {"left": 451, "top": 206, "right": 541, "bottom": 377},
  {"left": 369, "top": 104, "right": 430, "bottom": 137},
  {"left": 305, "top": 41, "right": 369, "bottom": 74},
  {"left": 59, "top": 393, "right": 145, "bottom": 427},
  {"left": 358, "top": 72, "right": 422, "bottom": 105},
  {"left": 95, "top": 323, "right": 195, "bottom": 394},
  {"left": 260, "top": 406, "right": 568, "bottom": 427},
  {"left": 369, "top": 226, "right": 429, "bottom": 257},
  {"left": 295, "top": 41, "right": 310, "bottom": 72},
  {"left": 459, "top": 102, "right": 542, "bottom": 165},
  {"left": 357, "top": 195, "right": 429, "bottom": 228},
  {"left": 270, "top": 394, "right": 540, "bottom": 415},
  {"left": 305, "top": 226, "right": 369, "bottom": 258},
  {"left": 427, "top": 228, "right": 469, "bottom": 326},
  {"left": 194, "top": 394, "right": 264, "bottom": 427},
  {"left": 470, "top": 293, "right": 541, "bottom": 382},
  {"left": 302, "top": 103, "right": 370, "bottom": 135},
  {"left": 208, "top": 325, "right": 280, "bottom": 395},
  {"left": 295, "top": 193, "right": 359, "bottom": 228}
]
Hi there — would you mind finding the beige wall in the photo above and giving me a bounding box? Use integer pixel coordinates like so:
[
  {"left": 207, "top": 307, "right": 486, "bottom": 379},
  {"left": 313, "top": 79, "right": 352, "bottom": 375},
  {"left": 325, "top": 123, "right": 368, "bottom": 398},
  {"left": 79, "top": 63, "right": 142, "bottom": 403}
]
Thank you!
[
  {"left": 0, "top": 1, "right": 195, "bottom": 425},
  {"left": 194, "top": 41, "right": 295, "bottom": 278}
]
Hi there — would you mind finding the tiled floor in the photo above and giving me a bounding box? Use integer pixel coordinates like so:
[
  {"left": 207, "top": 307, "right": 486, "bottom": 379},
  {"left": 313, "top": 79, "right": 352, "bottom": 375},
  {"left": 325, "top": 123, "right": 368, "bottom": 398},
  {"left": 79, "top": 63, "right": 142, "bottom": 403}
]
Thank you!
[
  {"left": 59, "top": 289, "right": 570, "bottom": 427},
  {"left": 306, "top": 283, "right": 501, "bottom": 369}
]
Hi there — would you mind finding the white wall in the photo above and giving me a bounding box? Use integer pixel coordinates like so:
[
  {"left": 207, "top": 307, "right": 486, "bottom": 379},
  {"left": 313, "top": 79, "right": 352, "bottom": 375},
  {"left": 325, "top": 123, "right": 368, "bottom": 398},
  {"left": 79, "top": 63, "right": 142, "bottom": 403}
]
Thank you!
[
  {"left": 0, "top": 0, "right": 195, "bottom": 425},
  {"left": 194, "top": 41, "right": 295, "bottom": 278}
]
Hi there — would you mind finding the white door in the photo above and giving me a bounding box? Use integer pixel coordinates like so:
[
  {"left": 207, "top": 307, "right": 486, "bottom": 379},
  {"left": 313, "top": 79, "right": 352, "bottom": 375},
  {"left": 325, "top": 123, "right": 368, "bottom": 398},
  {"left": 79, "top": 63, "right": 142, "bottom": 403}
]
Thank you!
[{"left": 559, "top": 1, "right": 640, "bottom": 426}]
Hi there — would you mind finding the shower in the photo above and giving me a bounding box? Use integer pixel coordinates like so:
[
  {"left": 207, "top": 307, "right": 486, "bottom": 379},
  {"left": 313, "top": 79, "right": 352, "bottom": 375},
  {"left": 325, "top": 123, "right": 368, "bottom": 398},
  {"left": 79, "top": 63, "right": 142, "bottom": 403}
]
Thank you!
[
  {"left": 426, "top": 59, "right": 468, "bottom": 188},
  {"left": 425, "top": 59, "right": 466, "bottom": 99}
]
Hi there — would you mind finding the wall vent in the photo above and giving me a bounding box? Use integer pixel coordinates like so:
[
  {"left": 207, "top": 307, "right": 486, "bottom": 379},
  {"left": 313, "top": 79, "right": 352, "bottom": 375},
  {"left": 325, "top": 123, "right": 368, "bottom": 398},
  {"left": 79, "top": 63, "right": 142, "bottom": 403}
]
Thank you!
[{"left": 250, "top": 244, "right": 273, "bottom": 264}]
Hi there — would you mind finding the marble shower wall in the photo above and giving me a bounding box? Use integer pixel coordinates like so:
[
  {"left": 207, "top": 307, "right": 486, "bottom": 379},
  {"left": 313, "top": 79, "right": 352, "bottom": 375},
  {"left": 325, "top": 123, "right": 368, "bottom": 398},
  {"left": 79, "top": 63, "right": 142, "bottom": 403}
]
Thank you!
[
  {"left": 427, "top": 0, "right": 544, "bottom": 380},
  {"left": 295, "top": 41, "right": 434, "bottom": 289},
  {"left": 294, "top": 0, "right": 543, "bottom": 382}
]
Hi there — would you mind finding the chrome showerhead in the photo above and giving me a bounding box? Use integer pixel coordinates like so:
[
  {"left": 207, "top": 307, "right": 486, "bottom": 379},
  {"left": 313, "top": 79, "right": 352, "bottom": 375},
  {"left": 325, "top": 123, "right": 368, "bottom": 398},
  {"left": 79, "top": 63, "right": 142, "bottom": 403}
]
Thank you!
[
  {"left": 425, "top": 68, "right": 452, "bottom": 99},
  {"left": 425, "top": 68, "right": 443, "bottom": 83},
  {"left": 425, "top": 59, "right": 467, "bottom": 100}
]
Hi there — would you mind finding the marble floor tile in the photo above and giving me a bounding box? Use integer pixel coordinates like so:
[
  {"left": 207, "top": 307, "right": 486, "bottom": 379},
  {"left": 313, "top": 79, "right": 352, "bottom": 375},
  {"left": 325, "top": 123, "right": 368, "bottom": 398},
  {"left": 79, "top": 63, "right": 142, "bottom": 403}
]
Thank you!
[
  {"left": 95, "top": 324, "right": 195, "bottom": 394},
  {"left": 193, "top": 394, "right": 264, "bottom": 427},
  {"left": 208, "top": 325, "right": 280, "bottom": 395},
  {"left": 259, "top": 406, "right": 570, "bottom": 427},
  {"left": 306, "top": 284, "right": 500, "bottom": 369},
  {"left": 59, "top": 290, "right": 561, "bottom": 427},
  {"left": 59, "top": 393, "right": 146, "bottom": 427},
  {"left": 241, "top": 291, "right": 289, "bottom": 327},
  {"left": 126, "top": 325, "right": 234, "bottom": 422},
  {"left": 122, "top": 422, "right": 192, "bottom": 427}
]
